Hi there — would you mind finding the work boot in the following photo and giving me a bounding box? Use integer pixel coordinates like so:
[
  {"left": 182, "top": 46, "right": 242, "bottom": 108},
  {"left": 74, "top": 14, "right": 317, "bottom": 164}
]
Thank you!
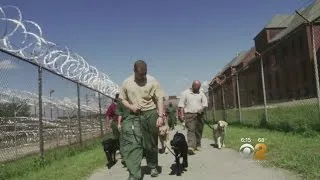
[{"left": 150, "top": 168, "right": 159, "bottom": 177}]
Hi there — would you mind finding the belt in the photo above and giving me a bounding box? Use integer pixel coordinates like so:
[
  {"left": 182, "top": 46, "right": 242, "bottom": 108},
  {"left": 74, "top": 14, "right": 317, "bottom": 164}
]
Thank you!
[
  {"left": 185, "top": 112, "right": 198, "bottom": 114},
  {"left": 129, "top": 108, "right": 156, "bottom": 115}
]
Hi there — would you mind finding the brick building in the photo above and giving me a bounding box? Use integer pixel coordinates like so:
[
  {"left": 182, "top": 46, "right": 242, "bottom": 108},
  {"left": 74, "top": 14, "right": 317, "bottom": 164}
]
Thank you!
[
  {"left": 208, "top": 0, "right": 320, "bottom": 109},
  {"left": 236, "top": 47, "right": 263, "bottom": 107},
  {"left": 209, "top": 51, "right": 248, "bottom": 110}
]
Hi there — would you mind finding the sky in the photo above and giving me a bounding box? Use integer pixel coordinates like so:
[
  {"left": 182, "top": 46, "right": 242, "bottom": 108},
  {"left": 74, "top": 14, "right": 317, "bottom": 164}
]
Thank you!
[{"left": 0, "top": 0, "right": 315, "bottom": 97}]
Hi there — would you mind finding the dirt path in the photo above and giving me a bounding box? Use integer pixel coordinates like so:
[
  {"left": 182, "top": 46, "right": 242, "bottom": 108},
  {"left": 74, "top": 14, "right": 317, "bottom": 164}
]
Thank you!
[{"left": 87, "top": 126, "right": 302, "bottom": 180}]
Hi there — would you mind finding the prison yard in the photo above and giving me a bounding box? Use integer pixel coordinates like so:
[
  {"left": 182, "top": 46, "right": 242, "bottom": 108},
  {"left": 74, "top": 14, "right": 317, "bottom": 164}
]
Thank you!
[{"left": 2, "top": 1, "right": 320, "bottom": 180}]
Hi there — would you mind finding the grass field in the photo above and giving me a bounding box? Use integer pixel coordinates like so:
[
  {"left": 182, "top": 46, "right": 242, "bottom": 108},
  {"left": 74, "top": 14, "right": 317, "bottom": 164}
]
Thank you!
[
  {"left": 203, "top": 124, "right": 320, "bottom": 179},
  {"left": 3, "top": 100, "right": 320, "bottom": 180},
  {"left": 0, "top": 138, "right": 106, "bottom": 180},
  {"left": 211, "top": 100, "right": 320, "bottom": 133}
]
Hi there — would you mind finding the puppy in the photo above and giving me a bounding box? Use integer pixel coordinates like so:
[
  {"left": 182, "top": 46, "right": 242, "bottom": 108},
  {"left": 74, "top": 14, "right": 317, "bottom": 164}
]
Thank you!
[
  {"left": 170, "top": 132, "right": 188, "bottom": 176},
  {"left": 102, "top": 138, "right": 119, "bottom": 169},
  {"left": 159, "top": 115, "right": 170, "bottom": 154},
  {"left": 212, "top": 120, "right": 228, "bottom": 149}
]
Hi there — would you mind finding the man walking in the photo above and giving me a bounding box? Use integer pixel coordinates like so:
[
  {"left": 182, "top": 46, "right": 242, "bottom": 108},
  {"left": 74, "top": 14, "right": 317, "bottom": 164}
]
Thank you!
[
  {"left": 106, "top": 93, "right": 121, "bottom": 139},
  {"left": 166, "top": 102, "right": 177, "bottom": 130},
  {"left": 178, "top": 80, "right": 208, "bottom": 155},
  {"left": 119, "top": 60, "right": 164, "bottom": 180}
]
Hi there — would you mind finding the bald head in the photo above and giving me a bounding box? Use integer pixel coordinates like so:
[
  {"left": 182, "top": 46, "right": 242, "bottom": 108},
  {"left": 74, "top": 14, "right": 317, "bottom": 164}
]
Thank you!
[{"left": 192, "top": 80, "right": 201, "bottom": 93}]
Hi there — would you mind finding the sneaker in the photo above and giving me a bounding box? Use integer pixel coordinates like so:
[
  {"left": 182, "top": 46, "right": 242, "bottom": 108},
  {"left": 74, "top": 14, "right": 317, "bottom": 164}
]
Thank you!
[
  {"left": 188, "top": 147, "right": 195, "bottom": 155},
  {"left": 150, "top": 168, "right": 159, "bottom": 177}
]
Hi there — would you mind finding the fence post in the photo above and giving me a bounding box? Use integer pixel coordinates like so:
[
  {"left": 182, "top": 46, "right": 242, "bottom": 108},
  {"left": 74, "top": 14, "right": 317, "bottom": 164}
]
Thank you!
[
  {"left": 294, "top": 10, "right": 320, "bottom": 120},
  {"left": 38, "top": 66, "right": 44, "bottom": 158},
  {"left": 258, "top": 53, "right": 268, "bottom": 124},
  {"left": 211, "top": 88, "right": 217, "bottom": 123},
  {"left": 310, "top": 24, "right": 320, "bottom": 115},
  {"left": 76, "top": 83, "right": 83, "bottom": 146},
  {"left": 98, "top": 93, "right": 103, "bottom": 137},
  {"left": 14, "top": 113, "right": 17, "bottom": 159},
  {"left": 221, "top": 85, "right": 227, "bottom": 121},
  {"left": 236, "top": 73, "right": 242, "bottom": 123}
]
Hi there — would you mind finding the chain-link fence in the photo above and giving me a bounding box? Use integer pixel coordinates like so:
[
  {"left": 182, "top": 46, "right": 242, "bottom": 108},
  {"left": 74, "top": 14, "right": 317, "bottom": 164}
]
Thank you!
[
  {"left": 0, "top": 50, "right": 113, "bottom": 163},
  {"left": 0, "top": 5, "right": 117, "bottom": 164},
  {"left": 208, "top": 2, "right": 320, "bottom": 132}
]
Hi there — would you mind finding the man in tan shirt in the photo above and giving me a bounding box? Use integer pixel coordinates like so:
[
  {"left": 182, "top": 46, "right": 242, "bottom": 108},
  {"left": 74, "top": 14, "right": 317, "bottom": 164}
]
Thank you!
[
  {"left": 119, "top": 60, "right": 164, "bottom": 180},
  {"left": 178, "top": 80, "right": 208, "bottom": 155}
]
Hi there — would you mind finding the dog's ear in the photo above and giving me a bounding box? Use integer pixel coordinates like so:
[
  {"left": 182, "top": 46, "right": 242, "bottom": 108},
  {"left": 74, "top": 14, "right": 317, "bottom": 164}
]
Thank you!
[{"left": 222, "top": 121, "right": 228, "bottom": 127}]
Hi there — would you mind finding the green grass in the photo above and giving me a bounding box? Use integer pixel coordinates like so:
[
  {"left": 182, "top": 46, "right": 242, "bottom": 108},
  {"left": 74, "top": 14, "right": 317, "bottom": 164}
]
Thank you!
[
  {"left": 211, "top": 102, "right": 320, "bottom": 133},
  {"left": 203, "top": 124, "right": 320, "bottom": 179},
  {"left": 0, "top": 138, "right": 106, "bottom": 180}
]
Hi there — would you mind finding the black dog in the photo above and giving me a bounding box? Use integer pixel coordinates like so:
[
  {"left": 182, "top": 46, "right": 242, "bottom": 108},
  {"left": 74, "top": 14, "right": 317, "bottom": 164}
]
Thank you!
[
  {"left": 170, "top": 132, "right": 188, "bottom": 176},
  {"left": 102, "top": 138, "right": 119, "bottom": 169}
]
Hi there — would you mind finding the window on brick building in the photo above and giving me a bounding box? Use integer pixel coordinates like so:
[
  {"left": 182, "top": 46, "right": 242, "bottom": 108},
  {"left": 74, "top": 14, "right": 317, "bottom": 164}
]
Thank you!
[
  {"left": 282, "top": 47, "right": 288, "bottom": 63},
  {"left": 275, "top": 71, "right": 280, "bottom": 89},
  {"left": 273, "top": 50, "right": 277, "bottom": 65},
  {"left": 302, "top": 62, "right": 307, "bottom": 81},
  {"left": 292, "top": 40, "right": 296, "bottom": 55},
  {"left": 268, "top": 74, "right": 272, "bottom": 90},
  {"left": 299, "top": 36, "right": 304, "bottom": 52}
]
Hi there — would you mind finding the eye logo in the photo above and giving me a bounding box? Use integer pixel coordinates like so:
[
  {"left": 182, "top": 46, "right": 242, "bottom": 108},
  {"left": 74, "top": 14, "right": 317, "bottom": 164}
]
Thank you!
[{"left": 239, "top": 143, "right": 254, "bottom": 158}]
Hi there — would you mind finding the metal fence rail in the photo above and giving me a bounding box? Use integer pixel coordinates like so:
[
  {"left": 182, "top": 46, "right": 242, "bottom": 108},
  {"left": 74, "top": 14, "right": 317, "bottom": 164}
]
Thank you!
[{"left": 0, "top": 50, "right": 113, "bottom": 162}]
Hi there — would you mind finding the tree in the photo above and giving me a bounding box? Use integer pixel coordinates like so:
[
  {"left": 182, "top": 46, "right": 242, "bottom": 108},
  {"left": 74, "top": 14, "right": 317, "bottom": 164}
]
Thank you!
[{"left": 0, "top": 101, "right": 31, "bottom": 117}]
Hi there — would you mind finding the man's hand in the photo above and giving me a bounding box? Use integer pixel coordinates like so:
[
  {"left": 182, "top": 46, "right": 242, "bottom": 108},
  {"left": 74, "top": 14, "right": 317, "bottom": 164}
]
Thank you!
[
  {"left": 130, "top": 105, "right": 141, "bottom": 114},
  {"left": 156, "top": 117, "right": 164, "bottom": 127}
]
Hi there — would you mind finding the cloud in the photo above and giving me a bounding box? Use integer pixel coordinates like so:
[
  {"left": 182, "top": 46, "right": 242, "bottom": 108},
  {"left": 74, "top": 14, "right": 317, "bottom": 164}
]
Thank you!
[
  {"left": 0, "top": 60, "right": 17, "bottom": 70},
  {"left": 201, "top": 80, "right": 209, "bottom": 93}
]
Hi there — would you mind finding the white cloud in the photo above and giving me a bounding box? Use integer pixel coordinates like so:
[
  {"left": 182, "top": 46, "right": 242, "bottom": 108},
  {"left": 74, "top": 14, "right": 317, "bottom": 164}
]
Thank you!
[
  {"left": 201, "top": 80, "right": 209, "bottom": 93},
  {"left": 0, "top": 60, "right": 17, "bottom": 69}
]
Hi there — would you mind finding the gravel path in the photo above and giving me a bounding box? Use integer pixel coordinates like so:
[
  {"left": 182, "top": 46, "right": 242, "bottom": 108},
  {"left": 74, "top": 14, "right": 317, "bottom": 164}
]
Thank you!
[{"left": 87, "top": 126, "right": 302, "bottom": 180}]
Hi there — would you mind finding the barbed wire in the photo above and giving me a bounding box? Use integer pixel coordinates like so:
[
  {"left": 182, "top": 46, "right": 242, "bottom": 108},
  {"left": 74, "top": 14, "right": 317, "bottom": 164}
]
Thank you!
[
  {"left": 0, "top": 87, "right": 102, "bottom": 113},
  {"left": 0, "top": 5, "right": 119, "bottom": 97}
]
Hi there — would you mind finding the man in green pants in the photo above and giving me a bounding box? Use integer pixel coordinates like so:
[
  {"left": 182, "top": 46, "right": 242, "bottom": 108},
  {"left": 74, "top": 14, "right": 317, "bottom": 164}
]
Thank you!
[
  {"left": 119, "top": 60, "right": 164, "bottom": 180},
  {"left": 166, "top": 102, "right": 177, "bottom": 130}
]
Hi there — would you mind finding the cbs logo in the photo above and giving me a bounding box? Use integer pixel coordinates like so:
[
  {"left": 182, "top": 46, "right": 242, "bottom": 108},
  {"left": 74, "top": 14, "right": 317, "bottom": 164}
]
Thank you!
[{"left": 239, "top": 143, "right": 267, "bottom": 160}]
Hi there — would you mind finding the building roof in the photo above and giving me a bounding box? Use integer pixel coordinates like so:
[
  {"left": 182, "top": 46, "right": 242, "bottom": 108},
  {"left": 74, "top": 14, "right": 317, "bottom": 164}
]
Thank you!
[
  {"left": 219, "top": 51, "right": 248, "bottom": 73},
  {"left": 270, "top": 1, "right": 320, "bottom": 42},
  {"left": 242, "top": 47, "right": 256, "bottom": 64},
  {"left": 265, "top": 14, "right": 295, "bottom": 28},
  {"left": 209, "top": 50, "right": 249, "bottom": 86}
]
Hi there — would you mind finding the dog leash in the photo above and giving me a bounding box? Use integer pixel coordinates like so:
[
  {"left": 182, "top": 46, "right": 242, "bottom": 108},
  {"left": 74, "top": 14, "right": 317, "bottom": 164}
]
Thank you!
[
  {"left": 199, "top": 112, "right": 215, "bottom": 130},
  {"left": 203, "top": 118, "right": 214, "bottom": 130}
]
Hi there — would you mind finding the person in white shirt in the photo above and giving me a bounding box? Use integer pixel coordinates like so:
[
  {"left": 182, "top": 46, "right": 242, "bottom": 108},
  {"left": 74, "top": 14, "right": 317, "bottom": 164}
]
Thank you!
[{"left": 178, "top": 80, "right": 208, "bottom": 155}]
